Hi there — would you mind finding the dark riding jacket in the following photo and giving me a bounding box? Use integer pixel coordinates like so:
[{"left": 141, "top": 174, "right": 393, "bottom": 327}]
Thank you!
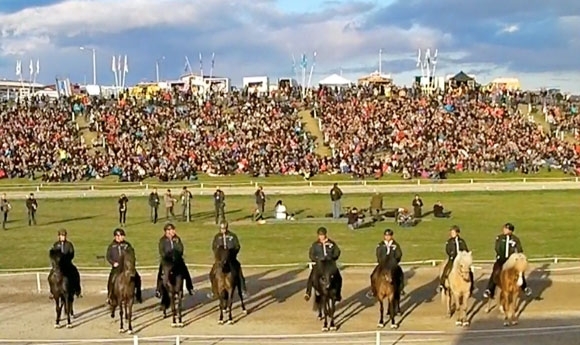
[
  {"left": 159, "top": 235, "right": 185, "bottom": 260},
  {"left": 309, "top": 239, "right": 340, "bottom": 262},
  {"left": 445, "top": 237, "right": 469, "bottom": 260},
  {"left": 212, "top": 231, "right": 241, "bottom": 256},
  {"left": 495, "top": 234, "right": 523, "bottom": 261},
  {"left": 52, "top": 240, "right": 75, "bottom": 263},
  {"left": 376, "top": 240, "right": 402, "bottom": 263},
  {"left": 106, "top": 240, "right": 133, "bottom": 267}
]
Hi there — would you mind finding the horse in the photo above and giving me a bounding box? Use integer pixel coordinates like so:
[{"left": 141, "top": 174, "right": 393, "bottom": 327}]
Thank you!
[
  {"left": 159, "top": 255, "right": 185, "bottom": 327},
  {"left": 440, "top": 251, "right": 473, "bottom": 327},
  {"left": 311, "top": 259, "right": 341, "bottom": 332},
  {"left": 485, "top": 253, "right": 528, "bottom": 326},
  {"left": 370, "top": 254, "right": 402, "bottom": 329},
  {"left": 109, "top": 246, "right": 137, "bottom": 334},
  {"left": 210, "top": 246, "right": 247, "bottom": 325},
  {"left": 48, "top": 248, "right": 76, "bottom": 329}
]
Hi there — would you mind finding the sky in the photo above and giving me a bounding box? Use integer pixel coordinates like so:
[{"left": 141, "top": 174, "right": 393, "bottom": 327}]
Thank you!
[{"left": 0, "top": 0, "right": 579, "bottom": 92}]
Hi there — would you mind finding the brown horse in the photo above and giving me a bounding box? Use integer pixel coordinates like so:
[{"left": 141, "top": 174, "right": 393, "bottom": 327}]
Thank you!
[
  {"left": 485, "top": 253, "right": 528, "bottom": 326},
  {"left": 440, "top": 251, "right": 473, "bottom": 327},
  {"left": 370, "top": 253, "right": 402, "bottom": 329},
  {"left": 110, "top": 246, "right": 137, "bottom": 334},
  {"left": 210, "top": 246, "right": 247, "bottom": 325},
  {"left": 48, "top": 248, "right": 76, "bottom": 329}
]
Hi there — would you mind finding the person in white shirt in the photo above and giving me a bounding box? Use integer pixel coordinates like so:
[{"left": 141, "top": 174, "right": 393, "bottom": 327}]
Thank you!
[{"left": 274, "top": 200, "right": 294, "bottom": 220}]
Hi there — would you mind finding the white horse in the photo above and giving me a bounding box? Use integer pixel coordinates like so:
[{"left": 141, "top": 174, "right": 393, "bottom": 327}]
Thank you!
[{"left": 440, "top": 251, "right": 473, "bottom": 327}]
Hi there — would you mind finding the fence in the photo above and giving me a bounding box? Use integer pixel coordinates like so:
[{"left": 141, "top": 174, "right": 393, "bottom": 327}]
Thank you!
[{"left": 2, "top": 257, "right": 578, "bottom": 294}]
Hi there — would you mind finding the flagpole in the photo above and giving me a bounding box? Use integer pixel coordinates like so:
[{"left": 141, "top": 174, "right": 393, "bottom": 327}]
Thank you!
[
  {"left": 379, "top": 49, "right": 382, "bottom": 75},
  {"left": 307, "top": 51, "right": 317, "bottom": 89},
  {"left": 291, "top": 54, "right": 298, "bottom": 82},
  {"left": 185, "top": 56, "right": 193, "bottom": 75},
  {"left": 199, "top": 53, "right": 203, "bottom": 77},
  {"left": 210, "top": 52, "right": 215, "bottom": 78},
  {"left": 112, "top": 56, "right": 119, "bottom": 93}
]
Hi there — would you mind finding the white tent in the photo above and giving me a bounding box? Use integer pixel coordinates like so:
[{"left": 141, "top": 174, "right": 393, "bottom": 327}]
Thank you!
[{"left": 319, "top": 74, "right": 351, "bottom": 86}]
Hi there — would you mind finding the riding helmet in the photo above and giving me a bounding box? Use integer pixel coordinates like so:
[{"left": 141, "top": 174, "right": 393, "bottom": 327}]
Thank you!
[
  {"left": 317, "top": 227, "right": 327, "bottom": 235},
  {"left": 384, "top": 229, "right": 394, "bottom": 236},
  {"left": 450, "top": 225, "right": 460, "bottom": 233},
  {"left": 504, "top": 223, "right": 515, "bottom": 232},
  {"left": 164, "top": 222, "right": 175, "bottom": 231},
  {"left": 113, "top": 228, "right": 126, "bottom": 236},
  {"left": 57, "top": 229, "right": 67, "bottom": 236}
]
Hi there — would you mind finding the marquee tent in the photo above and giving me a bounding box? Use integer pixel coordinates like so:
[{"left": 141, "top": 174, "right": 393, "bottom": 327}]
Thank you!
[{"left": 319, "top": 74, "right": 351, "bottom": 86}]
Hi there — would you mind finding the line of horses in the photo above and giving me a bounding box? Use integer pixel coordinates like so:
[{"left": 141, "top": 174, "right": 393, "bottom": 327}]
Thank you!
[{"left": 47, "top": 248, "right": 530, "bottom": 333}]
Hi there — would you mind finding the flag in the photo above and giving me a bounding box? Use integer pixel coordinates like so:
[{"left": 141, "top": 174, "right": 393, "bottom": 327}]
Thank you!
[
  {"left": 312, "top": 51, "right": 317, "bottom": 67},
  {"left": 291, "top": 54, "right": 297, "bottom": 74},
  {"left": 300, "top": 53, "right": 307, "bottom": 69},
  {"left": 29, "top": 59, "right": 33, "bottom": 76},
  {"left": 184, "top": 56, "right": 190, "bottom": 72},
  {"left": 111, "top": 56, "right": 116, "bottom": 73},
  {"left": 123, "top": 55, "right": 128, "bottom": 73},
  {"left": 15, "top": 60, "right": 21, "bottom": 76},
  {"left": 416, "top": 49, "right": 421, "bottom": 68},
  {"left": 425, "top": 48, "right": 431, "bottom": 65},
  {"left": 35, "top": 59, "right": 40, "bottom": 75},
  {"left": 199, "top": 53, "right": 203, "bottom": 72},
  {"left": 432, "top": 49, "right": 438, "bottom": 65},
  {"left": 117, "top": 55, "right": 122, "bottom": 72},
  {"left": 211, "top": 52, "right": 215, "bottom": 69}
]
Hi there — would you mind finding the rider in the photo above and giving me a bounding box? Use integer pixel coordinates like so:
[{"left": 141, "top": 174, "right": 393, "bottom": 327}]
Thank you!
[
  {"left": 374, "top": 229, "right": 405, "bottom": 295},
  {"left": 304, "top": 227, "right": 342, "bottom": 302},
  {"left": 208, "top": 221, "right": 249, "bottom": 298},
  {"left": 50, "top": 229, "right": 82, "bottom": 298},
  {"left": 106, "top": 228, "right": 143, "bottom": 304},
  {"left": 438, "top": 225, "right": 474, "bottom": 295},
  {"left": 154, "top": 222, "right": 194, "bottom": 298},
  {"left": 483, "top": 223, "right": 532, "bottom": 299}
]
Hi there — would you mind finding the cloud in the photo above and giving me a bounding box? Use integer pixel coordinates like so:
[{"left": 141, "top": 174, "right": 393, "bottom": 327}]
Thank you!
[{"left": 0, "top": 0, "right": 578, "bottom": 92}]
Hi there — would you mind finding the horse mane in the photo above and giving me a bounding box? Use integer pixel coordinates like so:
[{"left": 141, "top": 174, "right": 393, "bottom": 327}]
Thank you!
[
  {"left": 502, "top": 253, "right": 528, "bottom": 272},
  {"left": 120, "top": 247, "right": 136, "bottom": 275},
  {"left": 452, "top": 251, "right": 473, "bottom": 270}
]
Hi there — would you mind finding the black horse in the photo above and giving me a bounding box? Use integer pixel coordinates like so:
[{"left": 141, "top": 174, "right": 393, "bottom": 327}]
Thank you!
[
  {"left": 48, "top": 248, "right": 76, "bottom": 329},
  {"left": 109, "top": 246, "right": 138, "bottom": 334},
  {"left": 210, "top": 246, "right": 247, "bottom": 325},
  {"left": 311, "top": 259, "right": 341, "bottom": 332},
  {"left": 160, "top": 255, "right": 185, "bottom": 327}
]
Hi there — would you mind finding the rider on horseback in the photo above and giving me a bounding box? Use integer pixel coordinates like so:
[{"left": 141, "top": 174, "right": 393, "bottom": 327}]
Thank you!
[
  {"left": 305, "top": 227, "right": 342, "bottom": 302},
  {"left": 208, "top": 221, "right": 249, "bottom": 298},
  {"left": 106, "top": 228, "right": 142, "bottom": 305},
  {"left": 439, "top": 225, "right": 474, "bottom": 295},
  {"left": 368, "top": 229, "right": 405, "bottom": 297},
  {"left": 483, "top": 223, "right": 532, "bottom": 299},
  {"left": 50, "top": 229, "right": 82, "bottom": 298},
  {"left": 155, "top": 223, "right": 194, "bottom": 297}
]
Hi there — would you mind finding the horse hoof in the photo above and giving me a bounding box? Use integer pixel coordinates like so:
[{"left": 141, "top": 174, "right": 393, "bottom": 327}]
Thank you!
[
  {"left": 503, "top": 321, "right": 510, "bottom": 327},
  {"left": 329, "top": 326, "right": 337, "bottom": 331},
  {"left": 227, "top": 320, "right": 234, "bottom": 325},
  {"left": 66, "top": 324, "right": 73, "bottom": 329},
  {"left": 455, "top": 321, "right": 462, "bottom": 326},
  {"left": 110, "top": 313, "right": 115, "bottom": 319},
  {"left": 322, "top": 327, "right": 329, "bottom": 332},
  {"left": 390, "top": 324, "right": 399, "bottom": 329},
  {"left": 127, "top": 330, "right": 133, "bottom": 335},
  {"left": 218, "top": 320, "right": 224, "bottom": 325},
  {"left": 318, "top": 316, "right": 323, "bottom": 321},
  {"left": 171, "top": 323, "right": 177, "bottom": 328},
  {"left": 511, "top": 321, "right": 518, "bottom": 326},
  {"left": 377, "top": 323, "right": 385, "bottom": 329},
  {"left": 119, "top": 329, "right": 126, "bottom": 333},
  {"left": 462, "top": 321, "right": 470, "bottom": 327},
  {"left": 53, "top": 324, "right": 61, "bottom": 329}
]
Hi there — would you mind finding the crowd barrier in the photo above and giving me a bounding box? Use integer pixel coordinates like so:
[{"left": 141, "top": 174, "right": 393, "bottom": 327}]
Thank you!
[{"left": 1, "top": 257, "right": 578, "bottom": 294}]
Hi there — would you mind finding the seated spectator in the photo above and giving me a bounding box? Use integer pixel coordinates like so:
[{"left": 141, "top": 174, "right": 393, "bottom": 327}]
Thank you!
[
  {"left": 274, "top": 200, "right": 294, "bottom": 220},
  {"left": 347, "top": 207, "right": 363, "bottom": 230},
  {"left": 433, "top": 200, "right": 452, "bottom": 218},
  {"left": 396, "top": 207, "right": 415, "bottom": 227}
]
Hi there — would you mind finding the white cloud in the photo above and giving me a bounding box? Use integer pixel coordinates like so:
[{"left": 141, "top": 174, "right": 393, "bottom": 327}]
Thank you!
[{"left": 499, "top": 24, "right": 519, "bottom": 34}]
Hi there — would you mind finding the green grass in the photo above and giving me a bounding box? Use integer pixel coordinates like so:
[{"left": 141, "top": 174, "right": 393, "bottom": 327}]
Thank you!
[{"left": 0, "top": 190, "right": 578, "bottom": 269}]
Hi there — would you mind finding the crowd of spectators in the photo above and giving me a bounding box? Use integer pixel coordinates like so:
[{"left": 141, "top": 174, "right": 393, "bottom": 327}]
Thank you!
[{"left": 0, "top": 84, "right": 578, "bottom": 182}]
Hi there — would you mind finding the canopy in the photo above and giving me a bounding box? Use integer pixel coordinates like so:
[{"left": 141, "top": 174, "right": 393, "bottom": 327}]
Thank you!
[
  {"left": 451, "top": 71, "right": 474, "bottom": 82},
  {"left": 319, "top": 74, "right": 351, "bottom": 86}
]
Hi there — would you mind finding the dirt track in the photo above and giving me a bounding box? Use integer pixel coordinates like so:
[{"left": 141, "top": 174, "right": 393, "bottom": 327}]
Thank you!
[{"left": 0, "top": 265, "right": 579, "bottom": 345}]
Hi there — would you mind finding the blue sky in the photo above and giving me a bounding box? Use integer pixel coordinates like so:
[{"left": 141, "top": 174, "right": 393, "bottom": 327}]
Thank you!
[{"left": 0, "top": 0, "right": 579, "bottom": 92}]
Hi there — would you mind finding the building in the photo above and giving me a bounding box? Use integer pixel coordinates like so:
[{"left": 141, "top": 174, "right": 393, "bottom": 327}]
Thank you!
[{"left": 0, "top": 79, "right": 45, "bottom": 100}]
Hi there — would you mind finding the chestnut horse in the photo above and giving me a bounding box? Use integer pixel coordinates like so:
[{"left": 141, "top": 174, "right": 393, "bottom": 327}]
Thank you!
[
  {"left": 485, "top": 253, "right": 528, "bottom": 326},
  {"left": 210, "top": 246, "right": 247, "bottom": 325},
  {"left": 440, "top": 251, "right": 473, "bottom": 327},
  {"left": 370, "top": 253, "right": 402, "bottom": 329}
]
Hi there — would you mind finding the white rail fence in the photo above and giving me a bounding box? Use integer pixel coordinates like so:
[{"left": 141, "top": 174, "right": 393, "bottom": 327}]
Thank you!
[{"left": 1, "top": 257, "right": 578, "bottom": 294}]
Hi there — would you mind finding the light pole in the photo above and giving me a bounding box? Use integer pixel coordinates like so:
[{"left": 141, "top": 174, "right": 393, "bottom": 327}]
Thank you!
[
  {"left": 79, "top": 46, "right": 97, "bottom": 85},
  {"left": 155, "top": 56, "right": 165, "bottom": 83}
]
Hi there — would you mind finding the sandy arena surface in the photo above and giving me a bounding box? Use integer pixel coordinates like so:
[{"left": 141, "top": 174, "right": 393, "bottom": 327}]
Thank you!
[{"left": 0, "top": 264, "right": 579, "bottom": 345}]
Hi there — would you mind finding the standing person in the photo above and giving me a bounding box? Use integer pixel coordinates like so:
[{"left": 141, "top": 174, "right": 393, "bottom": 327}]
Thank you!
[
  {"left": 483, "top": 223, "right": 532, "bottom": 299},
  {"left": 118, "top": 194, "right": 129, "bottom": 227},
  {"left": 26, "top": 193, "right": 38, "bottom": 226},
  {"left": 438, "top": 226, "right": 474, "bottom": 295},
  {"left": 154, "top": 223, "right": 194, "bottom": 297},
  {"left": 330, "top": 183, "right": 343, "bottom": 219},
  {"left": 213, "top": 187, "right": 225, "bottom": 224},
  {"left": 105, "top": 228, "right": 142, "bottom": 305},
  {"left": 180, "top": 187, "right": 193, "bottom": 222},
  {"left": 1, "top": 193, "right": 11, "bottom": 230},
  {"left": 164, "top": 189, "right": 176, "bottom": 221},
  {"left": 254, "top": 186, "right": 266, "bottom": 221},
  {"left": 411, "top": 194, "right": 423, "bottom": 218},
  {"left": 369, "top": 192, "right": 383, "bottom": 219},
  {"left": 149, "top": 188, "right": 160, "bottom": 224},
  {"left": 50, "top": 229, "right": 82, "bottom": 297}
]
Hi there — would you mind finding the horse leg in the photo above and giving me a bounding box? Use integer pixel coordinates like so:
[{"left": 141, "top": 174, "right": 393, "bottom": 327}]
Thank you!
[
  {"left": 54, "top": 296, "right": 62, "bottom": 328},
  {"left": 227, "top": 289, "right": 234, "bottom": 324},
  {"left": 460, "top": 293, "right": 470, "bottom": 327},
  {"left": 177, "top": 291, "right": 184, "bottom": 327},
  {"left": 485, "top": 287, "right": 495, "bottom": 313},
  {"left": 329, "top": 298, "right": 337, "bottom": 331},
  {"left": 321, "top": 296, "right": 329, "bottom": 332},
  {"left": 377, "top": 299, "right": 385, "bottom": 328},
  {"left": 446, "top": 290, "right": 452, "bottom": 318},
  {"left": 512, "top": 293, "right": 520, "bottom": 325},
  {"left": 218, "top": 294, "right": 226, "bottom": 325},
  {"left": 65, "top": 295, "right": 73, "bottom": 328},
  {"left": 170, "top": 292, "right": 178, "bottom": 327},
  {"left": 119, "top": 301, "right": 125, "bottom": 333},
  {"left": 501, "top": 290, "right": 510, "bottom": 326},
  {"left": 388, "top": 296, "right": 398, "bottom": 329},
  {"left": 237, "top": 280, "right": 248, "bottom": 314}
]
